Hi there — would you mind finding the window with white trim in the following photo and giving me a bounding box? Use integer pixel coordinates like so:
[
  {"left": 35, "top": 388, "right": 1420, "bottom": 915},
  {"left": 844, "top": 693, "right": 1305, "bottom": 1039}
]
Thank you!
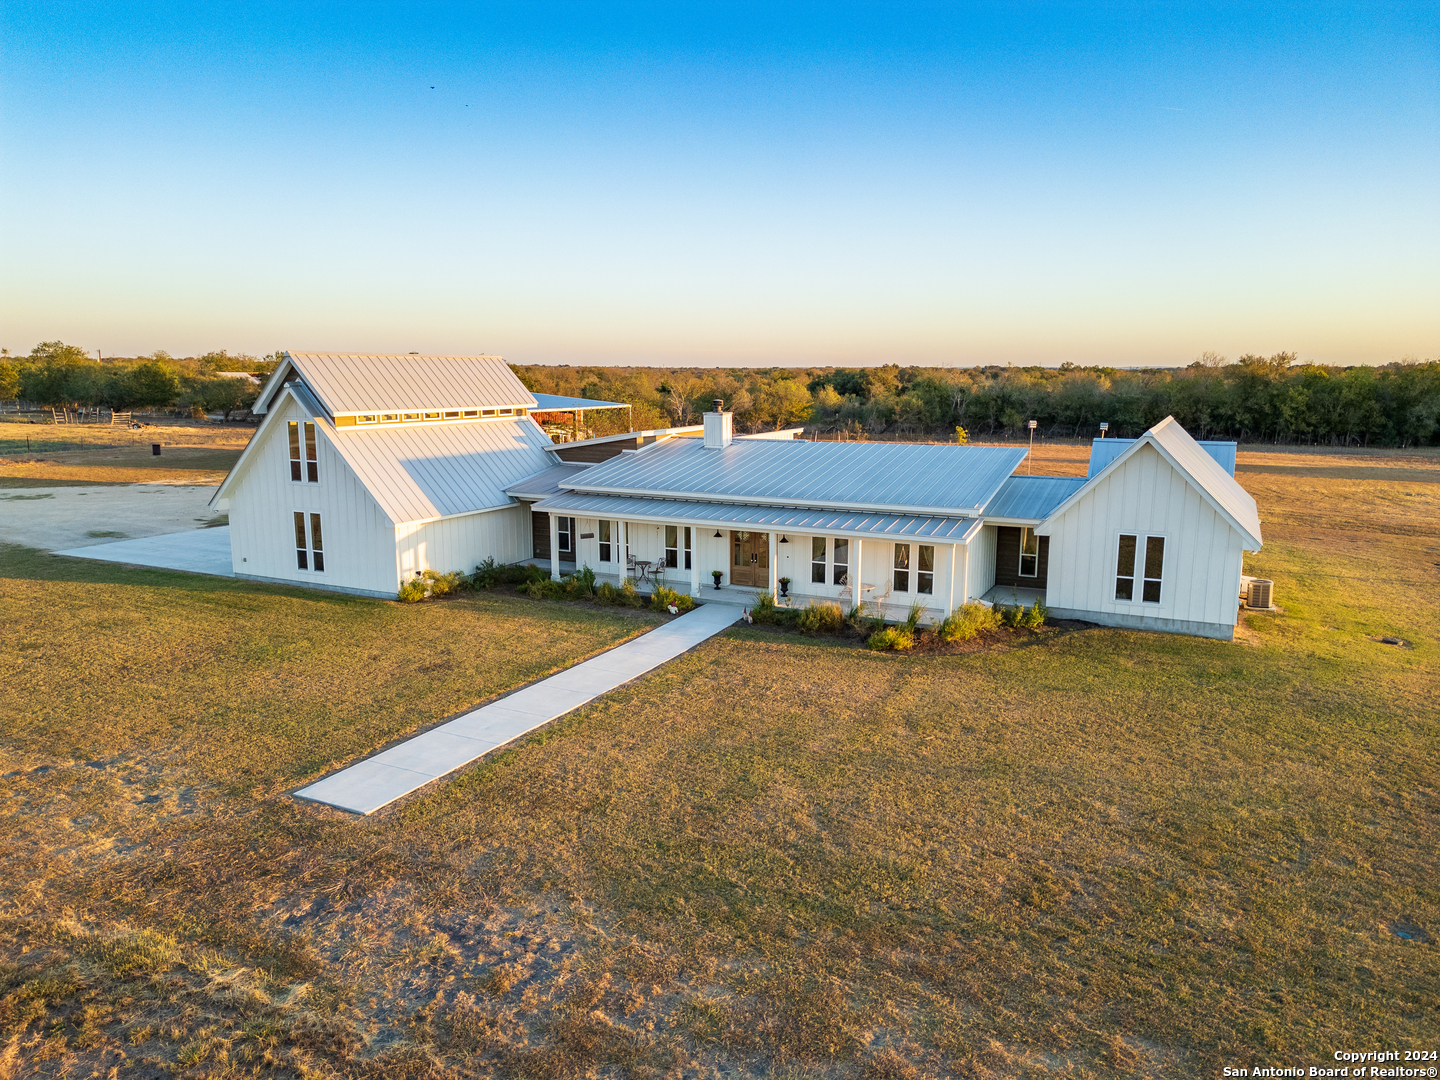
[
  {"left": 294, "top": 511, "right": 324, "bottom": 572},
  {"left": 598, "top": 520, "right": 612, "bottom": 562},
  {"left": 1019, "top": 527, "right": 1039, "bottom": 577},
  {"left": 684, "top": 526, "right": 692, "bottom": 570},
  {"left": 288, "top": 421, "right": 318, "bottom": 482},
  {"left": 832, "top": 538, "right": 849, "bottom": 586},
  {"left": 557, "top": 516, "right": 574, "bottom": 557},
  {"left": 665, "top": 525, "right": 679, "bottom": 568},
  {"left": 893, "top": 543, "right": 910, "bottom": 592},
  {"left": 1115, "top": 533, "right": 1164, "bottom": 603},
  {"left": 811, "top": 537, "right": 826, "bottom": 584},
  {"left": 917, "top": 545, "right": 934, "bottom": 595}
]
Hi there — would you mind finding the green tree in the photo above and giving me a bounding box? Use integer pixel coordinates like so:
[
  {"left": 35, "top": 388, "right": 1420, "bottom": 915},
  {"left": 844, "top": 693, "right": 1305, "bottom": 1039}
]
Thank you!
[
  {"left": 123, "top": 359, "right": 182, "bottom": 408},
  {"left": 0, "top": 361, "right": 19, "bottom": 402}
]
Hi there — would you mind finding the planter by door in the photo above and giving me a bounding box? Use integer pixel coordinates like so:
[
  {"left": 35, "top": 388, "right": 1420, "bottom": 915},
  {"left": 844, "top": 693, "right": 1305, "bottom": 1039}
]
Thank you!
[{"left": 730, "top": 531, "right": 770, "bottom": 588}]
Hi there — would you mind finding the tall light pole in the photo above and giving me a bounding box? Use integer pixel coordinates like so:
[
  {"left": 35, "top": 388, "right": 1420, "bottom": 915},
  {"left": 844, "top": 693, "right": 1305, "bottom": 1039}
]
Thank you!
[
  {"left": 1027, "top": 419, "right": 1037, "bottom": 474},
  {"left": 1099, "top": 422, "right": 1109, "bottom": 439}
]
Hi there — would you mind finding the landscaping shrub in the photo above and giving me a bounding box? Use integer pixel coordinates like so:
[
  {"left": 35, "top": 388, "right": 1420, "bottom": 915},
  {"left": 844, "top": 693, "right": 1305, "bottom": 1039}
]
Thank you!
[
  {"left": 1020, "top": 599, "right": 1047, "bottom": 628},
  {"left": 796, "top": 601, "right": 845, "bottom": 635},
  {"left": 867, "top": 627, "right": 914, "bottom": 651},
  {"left": 571, "top": 564, "right": 598, "bottom": 598},
  {"left": 471, "top": 557, "right": 545, "bottom": 590},
  {"left": 396, "top": 569, "right": 468, "bottom": 603},
  {"left": 750, "top": 593, "right": 781, "bottom": 625},
  {"left": 519, "top": 577, "right": 565, "bottom": 600},
  {"left": 596, "top": 580, "right": 643, "bottom": 608},
  {"left": 938, "top": 602, "right": 1002, "bottom": 641},
  {"left": 903, "top": 600, "right": 926, "bottom": 634},
  {"left": 649, "top": 586, "right": 695, "bottom": 614}
]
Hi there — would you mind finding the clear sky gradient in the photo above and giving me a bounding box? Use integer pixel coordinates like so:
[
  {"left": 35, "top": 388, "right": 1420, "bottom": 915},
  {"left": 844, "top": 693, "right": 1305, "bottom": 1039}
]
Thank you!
[{"left": 2, "top": 3, "right": 1436, "bottom": 366}]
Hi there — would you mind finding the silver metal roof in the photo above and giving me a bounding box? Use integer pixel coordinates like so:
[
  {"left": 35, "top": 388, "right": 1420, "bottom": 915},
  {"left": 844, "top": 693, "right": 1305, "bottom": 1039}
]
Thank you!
[
  {"left": 1088, "top": 436, "right": 1237, "bottom": 477},
  {"left": 324, "top": 414, "right": 558, "bottom": 524},
  {"left": 533, "top": 491, "right": 984, "bottom": 543},
  {"left": 504, "top": 463, "right": 593, "bottom": 499},
  {"left": 256, "top": 353, "right": 537, "bottom": 415},
  {"left": 531, "top": 393, "right": 631, "bottom": 411},
  {"left": 982, "top": 475, "right": 1088, "bottom": 521},
  {"left": 562, "top": 438, "right": 1027, "bottom": 516},
  {"left": 1044, "top": 417, "right": 1261, "bottom": 548}
]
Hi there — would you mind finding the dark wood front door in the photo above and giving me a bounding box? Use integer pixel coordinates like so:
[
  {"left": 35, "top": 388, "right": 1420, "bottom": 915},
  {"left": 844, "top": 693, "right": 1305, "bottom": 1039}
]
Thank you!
[{"left": 730, "top": 531, "right": 769, "bottom": 587}]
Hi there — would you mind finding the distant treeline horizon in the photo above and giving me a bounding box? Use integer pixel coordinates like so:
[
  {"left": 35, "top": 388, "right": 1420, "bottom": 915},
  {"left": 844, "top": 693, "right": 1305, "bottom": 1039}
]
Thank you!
[{"left": 3, "top": 342, "right": 1436, "bottom": 447}]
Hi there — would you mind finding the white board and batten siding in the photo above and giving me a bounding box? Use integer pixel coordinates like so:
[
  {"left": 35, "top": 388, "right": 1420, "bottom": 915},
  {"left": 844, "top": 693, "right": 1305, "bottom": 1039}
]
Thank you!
[
  {"left": 1040, "top": 442, "right": 1245, "bottom": 639},
  {"left": 967, "top": 525, "right": 998, "bottom": 602},
  {"left": 226, "top": 395, "right": 398, "bottom": 596},
  {"left": 396, "top": 506, "right": 532, "bottom": 582}
]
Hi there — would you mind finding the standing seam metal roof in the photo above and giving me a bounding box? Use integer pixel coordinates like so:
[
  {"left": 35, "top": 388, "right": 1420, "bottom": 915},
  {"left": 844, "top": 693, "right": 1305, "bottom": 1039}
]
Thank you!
[
  {"left": 981, "top": 475, "right": 1089, "bottom": 521},
  {"left": 321, "top": 413, "right": 559, "bottom": 523},
  {"left": 533, "top": 491, "right": 985, "bottom": 542},
  {"left": 562, "top": 438, "right": 1027, "bottom": 515},
  {"left": 265, "top": 353, "right": 538, "bottom": 415}
]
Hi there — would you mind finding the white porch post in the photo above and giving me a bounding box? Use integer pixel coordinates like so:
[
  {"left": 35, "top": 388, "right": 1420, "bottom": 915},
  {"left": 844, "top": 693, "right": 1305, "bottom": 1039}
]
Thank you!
[
  {"left": 769, "top": 530, "right": 778, "bottom": 601},
  {"left": 548, "top": 513, "right": 560, "bottom": 580},
  {"left": 947, "top": 542, "right": 958, "bottom": 615},
  {"left": 689, "top": 527, "right": 700, "bottom": 596},
  {"left": 853, "top": 537, "right": 864, "bottom": 612}
]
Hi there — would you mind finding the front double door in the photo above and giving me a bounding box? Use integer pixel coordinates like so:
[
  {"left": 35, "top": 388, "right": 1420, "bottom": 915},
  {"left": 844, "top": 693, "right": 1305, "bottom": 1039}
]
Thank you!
[{"left": 730, "top": 530, "right": 770, "bottom": 587}]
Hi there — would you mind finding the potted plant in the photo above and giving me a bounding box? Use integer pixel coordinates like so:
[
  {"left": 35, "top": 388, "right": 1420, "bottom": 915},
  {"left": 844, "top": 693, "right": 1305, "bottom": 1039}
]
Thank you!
[
  {"left": 711, "top": 570, "right": 724, "bottom": 590},
  {"left": 778, "top": 576, "right": 791, "bottom": 598}
]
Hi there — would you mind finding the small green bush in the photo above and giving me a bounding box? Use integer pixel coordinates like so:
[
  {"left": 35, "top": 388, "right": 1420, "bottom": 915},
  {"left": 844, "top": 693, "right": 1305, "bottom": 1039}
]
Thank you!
[
  {"left": 867, "top": 627, "right": 914, "bottom": 651},
  {"left": 1020, "top": 599, "right": 1047, "bottom": 628},
  {"left": 396, "top": 569, "right": 467, "bottom": 603},
  {"left": 750, "top": 593, "right": 780, "bottom": 625},
  {"left": 650, "top": 586, "right": 696, "bottom": 614},
  {"left": 596, "top": 579, "right": 643, "bottom": 608},
  {"left": 571, "top": 564, "right": 597, "bottom": 597},
  {"left": 903, "top": 600, "right": 926, "bottom": 634},
  {"left": 938, "top": 602, "right": 1001, "bottom": 641},
  {"left": 471, "top": 558, "right": 545, "bottom": 590},
  {"left": 796, "top": 601, "right": 846, "bottom": 635},
  {"left": 519, "top": 577, "right": 566, "bottom": 601}
]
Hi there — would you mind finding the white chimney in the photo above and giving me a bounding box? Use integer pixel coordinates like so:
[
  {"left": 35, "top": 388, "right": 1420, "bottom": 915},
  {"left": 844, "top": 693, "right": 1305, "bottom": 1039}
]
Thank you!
[{"left": 703, "top": 399, "right": 733, "bottom": 449}]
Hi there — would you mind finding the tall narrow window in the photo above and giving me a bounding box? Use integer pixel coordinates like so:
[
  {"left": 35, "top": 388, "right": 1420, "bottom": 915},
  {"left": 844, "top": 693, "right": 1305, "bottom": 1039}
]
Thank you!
[
  {"left": 893, "top": 543, "right": 911, "bottom": 592},
  {"left": 832, "top": 538, "right": 849, "bottom": 586},
  {"left": 304, "top": 422, "right": 318, "bottom": 483},
  {"left": 1115, "top": 534, "right": 1137, "bottom": 600},
  {"left": 917, "top": 545, "right": 934, "bottom": 595},
  {"left": 310, "top": 513, "right": 325, "bottom": 572},
  {"left": 811, "top": 536, "right": 826, "bottom": 584},
  {"left": 664, "top": 525, "right": 679, "bottom": 568},
  {"left": 684, "top": 526, "right": 692, "bottom": 570},
  {"left": 294, "top": 512, "right": 308, "bottom": 569},
  {"left": 288, "top": 422, "right": 302, "bottom": 481},
  {"left": 294, "top": 512, "right": 324, "bottom": 571},
  {"left": 1143, "top": 537, "right": 1165, "bottom": 602},
  {"left": 1019, "top": 528, "right": 1039, "bottom": 577},
  {"left": 558, "top": 517, "right": 573, "bottom": 556},
  {"left": 598, "top": 520, "right": 612, "bottom": 563}
]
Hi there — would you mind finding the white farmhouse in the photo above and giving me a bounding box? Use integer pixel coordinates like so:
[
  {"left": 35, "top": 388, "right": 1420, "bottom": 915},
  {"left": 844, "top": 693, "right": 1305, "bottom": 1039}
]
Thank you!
[{"left": 213, "top": 353, "right": 1262, "bottom": 639}]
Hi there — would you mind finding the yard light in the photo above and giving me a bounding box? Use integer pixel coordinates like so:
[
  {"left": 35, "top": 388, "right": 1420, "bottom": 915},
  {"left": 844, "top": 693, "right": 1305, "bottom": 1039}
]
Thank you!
[
  {"left": 1027, "top": 420, "right": 1037, "bottom": 474},
  {"left": 1099, "top": 422, "right": 1109, "bottom": 438}
]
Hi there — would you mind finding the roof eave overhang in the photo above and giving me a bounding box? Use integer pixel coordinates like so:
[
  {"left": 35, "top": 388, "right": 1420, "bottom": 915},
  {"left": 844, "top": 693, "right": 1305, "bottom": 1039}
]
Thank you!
[
  {"left": 557, "top": 483, "right": 988, "bottom": 519},
  {"left": 1035, "top": 434, "right": 1262, "bottom": 549}
]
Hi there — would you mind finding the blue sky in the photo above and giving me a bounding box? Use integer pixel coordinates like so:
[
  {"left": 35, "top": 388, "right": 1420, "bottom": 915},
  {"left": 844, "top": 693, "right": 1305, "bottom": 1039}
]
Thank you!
[{"left": 2, "top": 2, "right": 1436, "bottom": 366}]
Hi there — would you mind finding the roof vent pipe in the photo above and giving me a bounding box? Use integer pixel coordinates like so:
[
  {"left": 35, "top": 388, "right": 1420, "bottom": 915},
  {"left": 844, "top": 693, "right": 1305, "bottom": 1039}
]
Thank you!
[{"left": 704, "top": 401, "right": 733, "bottom": 450}]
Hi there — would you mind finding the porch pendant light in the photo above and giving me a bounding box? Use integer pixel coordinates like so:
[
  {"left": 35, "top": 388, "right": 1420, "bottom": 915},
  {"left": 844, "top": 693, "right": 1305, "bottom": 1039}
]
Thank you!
[
  {"left": 779, "top": 535, "right": 789, "bottom": 543},
  {"left": 714, "top": 530, "right": 723, "bottom": 538}
]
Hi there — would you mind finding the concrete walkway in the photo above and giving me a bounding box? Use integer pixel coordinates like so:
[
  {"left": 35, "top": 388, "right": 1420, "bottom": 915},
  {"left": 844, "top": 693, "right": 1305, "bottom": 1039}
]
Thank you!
[
  {"left": 295, "top": 601, "right": 739, "bottom": 815},
  {"left": 54, "top": 526, "right": 235, "bottom": 577}
]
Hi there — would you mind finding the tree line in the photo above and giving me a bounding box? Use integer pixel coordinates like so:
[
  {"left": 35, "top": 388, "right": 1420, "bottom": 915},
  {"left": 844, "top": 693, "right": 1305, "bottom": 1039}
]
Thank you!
[
  {"left": 0, "top": 342, "right": 275, "bottom": 419},
  {"left": 4, "top": 342, "right": 1435, "bottom": 445},
  {"left": 517, "top": 352, "right": 1440, "bottom": 447}
]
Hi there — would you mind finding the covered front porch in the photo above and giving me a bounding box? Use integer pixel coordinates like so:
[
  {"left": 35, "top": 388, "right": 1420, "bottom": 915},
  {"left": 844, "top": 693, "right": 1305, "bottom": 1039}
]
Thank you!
[{"left": 531, "top": 494, "right": 1009, "bottom": 622}]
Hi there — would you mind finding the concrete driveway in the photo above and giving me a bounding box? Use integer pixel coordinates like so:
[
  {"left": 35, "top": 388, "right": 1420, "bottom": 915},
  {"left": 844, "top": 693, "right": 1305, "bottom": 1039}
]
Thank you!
[{"left": 0, "top": 484, "right": 223, "bottom": 551}]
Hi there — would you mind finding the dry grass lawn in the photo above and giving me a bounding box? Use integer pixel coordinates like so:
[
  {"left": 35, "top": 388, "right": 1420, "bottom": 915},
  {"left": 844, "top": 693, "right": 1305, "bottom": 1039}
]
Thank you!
[
  {"left": 0, "top": 419, "right": 251, "bottom": 487},
  {"left": 0, "top": 450, "right": 1436, "bottom": 1079}
]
